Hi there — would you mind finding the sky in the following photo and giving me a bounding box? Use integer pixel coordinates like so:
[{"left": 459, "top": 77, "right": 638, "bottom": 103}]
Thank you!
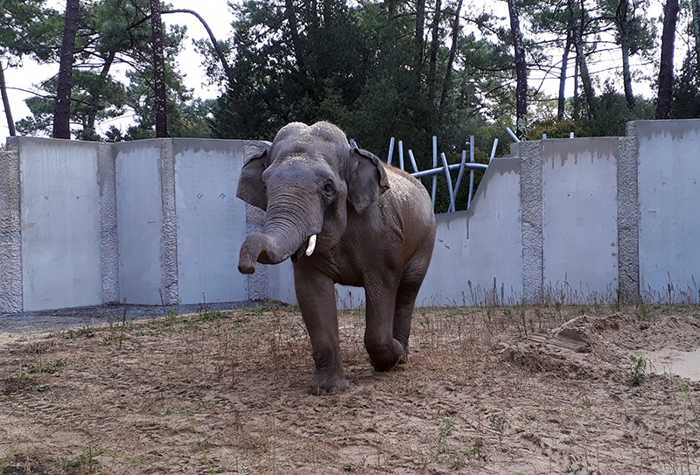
[{"left": 0, "top": 0, "right": 676, "bottom": 142}]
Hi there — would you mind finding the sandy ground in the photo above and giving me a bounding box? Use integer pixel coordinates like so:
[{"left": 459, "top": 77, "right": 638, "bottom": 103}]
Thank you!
[{"left": 1, "top": 303, "right": 699, "bottom": 474}]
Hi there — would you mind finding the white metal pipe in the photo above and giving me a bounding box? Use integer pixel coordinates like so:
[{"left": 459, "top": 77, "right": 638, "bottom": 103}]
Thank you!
[
  {"left": 489, "top": 138, "right": 499, "bottom": 163},
  {"left": 440, "top": 152, "right": 455, "bottom": 213},
  {"left": 506, "top": 127, "right": 520, "bottom": 143},
  {"left": 407, "top": 149, "right": 419, "bottom": 173},
  {"left": 387, "top": 137, "right": 395, "bottom": 165},
  {"left": 467, "top": 135, "right": 475, "bottom": 209},
  {"left": 452, "top": 148, "right": 468, "bottom": 206},
  {"left": 411, "top": 162, "right": 487, "bottom": 178},
  {"left": 398, "top": 140, "right": 405, "bottom": 171}
]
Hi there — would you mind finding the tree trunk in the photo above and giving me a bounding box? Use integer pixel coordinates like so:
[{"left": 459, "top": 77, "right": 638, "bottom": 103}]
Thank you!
[
  {"left": 574, "top": 0, "right": 595, "bottom": 119},
  {"left": 693, "top": 0, "right": 700, "bottom": 75},
  {"left": 438, "top": 0, "right": 464, "bottom": 123},
  {"left": 0, "top": 63, "right": 16, "bottom": 137},
  {"left": 507, "top": 0, "right": 527, "bottom": 134},
  {"left": 656, "top": 0, "right": 680, "bottom": 119},
  {"left": 572, "top": 48, "right": 580, "bottom": 119},
  {"left": 284, "top": 0, "right": 314, "bottom": 97},
  {"left": 558, "top": 32, "right": 572, "bottom": 120},
  {"left": 616, "top": 0, "right": 635, "bottom": 109},
  {"left": 414, "top": 0, "right": 426, "bottom": 93},
  {"left": 426, "top": 0, "right": 442, "bottom": 126},
  {"left": 53, "top": 0, "right": 80, "bottom": 139},
  {"left": 150, "top": 0, "right": 168, "bottom": 137},
  {"left": 621, "top": 40, "right": 634, "bottom": 108}
]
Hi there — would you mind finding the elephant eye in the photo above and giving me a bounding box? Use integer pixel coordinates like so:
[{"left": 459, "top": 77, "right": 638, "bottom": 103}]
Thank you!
[{"left": 322, "top": 182, "right": 335, "bottom": 196}]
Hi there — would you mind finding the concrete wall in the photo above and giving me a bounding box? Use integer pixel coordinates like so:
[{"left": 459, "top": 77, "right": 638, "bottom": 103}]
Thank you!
[
  {"left": 19, "top": 140, "right": 104, "bottom": 311},
  {"left": 114, "top": 141, "right": 163, "bottom": 305},
  {"left": 114, "top": 138, "right": 262, "bottom": 307},
  {"left": 541, "top": 139, "right": 621, "bottom": 303},
  {"left": 631, "top": 119, "right": 700, "bottom": 303},
  {"left": 417, "top": 158, "right": 522, "bottom": 306},
  {"left": 2, "top": 119, "right": 700, "bottom": 313},
  {"left": 0, "top": 137, "right": 264, "bottom": 312},
  {"left": 2, "top": 138, "right": 118, "bottom": 312},
  {"left": 173, "top": 139, "right": 251, "bottom": 305}
]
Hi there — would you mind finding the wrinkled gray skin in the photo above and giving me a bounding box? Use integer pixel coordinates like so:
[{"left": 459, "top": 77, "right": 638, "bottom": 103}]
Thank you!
[{"left": 237, "top": 121, "right": 436, "bottom": 394}]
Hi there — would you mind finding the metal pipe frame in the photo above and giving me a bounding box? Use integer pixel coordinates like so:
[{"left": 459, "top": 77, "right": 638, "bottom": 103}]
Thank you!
[
  {"left": 387, "top": 137, "right": 395, "bottom": 165},
  {"left": 410, "top": 161, "right": 487, "bottom": 178},
  {"left": 407, "top": 149, "right": 419, "bottom": 173},
  {"left": 467, "top": 135, "right": 475, "bottom": 209},
  {"left": 506, "top": 127, "right": 520, "bottom": 143},
  {"left": 451, "top": 149, "right": 468, "bottom": 212},
  {"left": 439, "top": 152, "right": 455, "bottom": 210}
]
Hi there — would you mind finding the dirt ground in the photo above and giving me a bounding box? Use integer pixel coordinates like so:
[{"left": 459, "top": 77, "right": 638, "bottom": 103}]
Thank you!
[{"left": 1, "top": 303, "right": 699, "bottom": 474}]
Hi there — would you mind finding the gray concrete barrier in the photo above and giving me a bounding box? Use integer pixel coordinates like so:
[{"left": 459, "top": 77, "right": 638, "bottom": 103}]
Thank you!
[
  {"left": 631, "top": 120, "right": 700, "bottom": 303},
  {"left": 1, "top": 119, "right": 699, "bottom": 313}
]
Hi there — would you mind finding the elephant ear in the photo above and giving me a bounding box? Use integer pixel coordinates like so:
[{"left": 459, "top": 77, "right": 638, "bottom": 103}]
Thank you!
[
  {"left": 237, "top": 143, "right": 271, "bottom": 210},
  {"left": 347, "top": 146, "right": 390, "bottom": 213}
]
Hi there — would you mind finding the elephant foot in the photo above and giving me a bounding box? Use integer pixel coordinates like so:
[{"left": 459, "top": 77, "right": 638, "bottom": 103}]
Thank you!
[
  {"left": 310, "top": 369, "right": 350, "bottom": 395},
  {"left": 368, "top": 339, "right": 406, "bottom": 372},
  {"left": 395, "top": 340, "right": 409, "bottom": 365}
]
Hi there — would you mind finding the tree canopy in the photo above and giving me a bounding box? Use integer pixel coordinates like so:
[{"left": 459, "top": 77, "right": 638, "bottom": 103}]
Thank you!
[{"left": 0, "top": 0, "right": 698, "bottom": 148}]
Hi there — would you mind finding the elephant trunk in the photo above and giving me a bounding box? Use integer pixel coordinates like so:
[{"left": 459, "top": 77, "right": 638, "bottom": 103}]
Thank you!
[{"left": 238, "top": 189, "right": 322, "bottom": 274}]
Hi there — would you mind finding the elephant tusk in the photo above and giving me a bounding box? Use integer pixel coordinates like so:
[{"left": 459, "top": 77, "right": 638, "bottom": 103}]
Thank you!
[{"left": 305, "top": 234, "right": 317, "bottom": 256}]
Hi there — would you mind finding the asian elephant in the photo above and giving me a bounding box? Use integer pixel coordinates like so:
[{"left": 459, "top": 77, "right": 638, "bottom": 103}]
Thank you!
[{"left": 237, "top": 121, "right": 436, "bottom": 394}]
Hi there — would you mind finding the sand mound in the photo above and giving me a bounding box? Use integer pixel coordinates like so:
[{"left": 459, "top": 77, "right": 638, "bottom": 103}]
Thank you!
[{"left": 498, "top": 310, "right": 700, "bottom": 382}]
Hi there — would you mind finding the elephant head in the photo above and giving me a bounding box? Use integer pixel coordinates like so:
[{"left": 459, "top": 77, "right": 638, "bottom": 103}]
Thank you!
[{"left": 237, "top": 122, "right": 390, "bottom": 274}]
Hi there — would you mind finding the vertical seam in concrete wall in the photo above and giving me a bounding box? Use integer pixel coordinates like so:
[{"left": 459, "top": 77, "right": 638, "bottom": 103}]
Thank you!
[
  {"left": 0, "top": 140, "right": 23, "bottom": 312},
  {"left": 160, "top": 139, "right": 179, "bottom": 304},
  {"left": 617, "top": 130, "right": 641, "bottom": 303},
  {"left": 98, "top": 143, "right": 119, "bottom": 303},
  {"left": 520, "top": 141, "right": 544, "bottom": 304}
]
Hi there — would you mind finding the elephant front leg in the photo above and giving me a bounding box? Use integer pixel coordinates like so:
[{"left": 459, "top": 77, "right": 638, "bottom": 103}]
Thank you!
[
  {"left": 294, "top": 264, "right": 349, "bottom": 395},
  {"left": 364, "top": 279, "right": 406, "bottom": 371}
]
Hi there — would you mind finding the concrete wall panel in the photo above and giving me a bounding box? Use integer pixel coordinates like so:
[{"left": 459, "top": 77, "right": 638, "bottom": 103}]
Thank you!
[
  {"left": 541, "top": 139, "right": 619, "bottom": 303},
  {"left": 174, "top": 140, "right": 249, "bottom": 304},
  {"left": 633, "top": 120, "right": 700, "bottom": 303},
  {"left": 115, "top": 141, "right": 163, "bottom": 305},
  {"left": 418, "top": 159, "right": 522, "bottom": 306},
  {"left": 19, "top": 140, "right": 102, "bottom": 311}
]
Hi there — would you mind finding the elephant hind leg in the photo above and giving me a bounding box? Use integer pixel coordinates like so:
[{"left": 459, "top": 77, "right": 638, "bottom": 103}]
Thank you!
[
  {"left": 363, "top": 277, "right": 405, "bottom": 372},
  {"left": 393, "top": 238, "right": 435, "bottom": 355}
]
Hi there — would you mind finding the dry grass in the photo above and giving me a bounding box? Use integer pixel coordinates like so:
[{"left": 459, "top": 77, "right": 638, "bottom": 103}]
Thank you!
[{"left": 1, "top": 303, "right": 699, "bottom": 474}]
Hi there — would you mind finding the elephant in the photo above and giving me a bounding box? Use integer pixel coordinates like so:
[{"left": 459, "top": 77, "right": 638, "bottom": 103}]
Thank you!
[{"left": 237, "top": 121, "right": 436, "bottom": 394}]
